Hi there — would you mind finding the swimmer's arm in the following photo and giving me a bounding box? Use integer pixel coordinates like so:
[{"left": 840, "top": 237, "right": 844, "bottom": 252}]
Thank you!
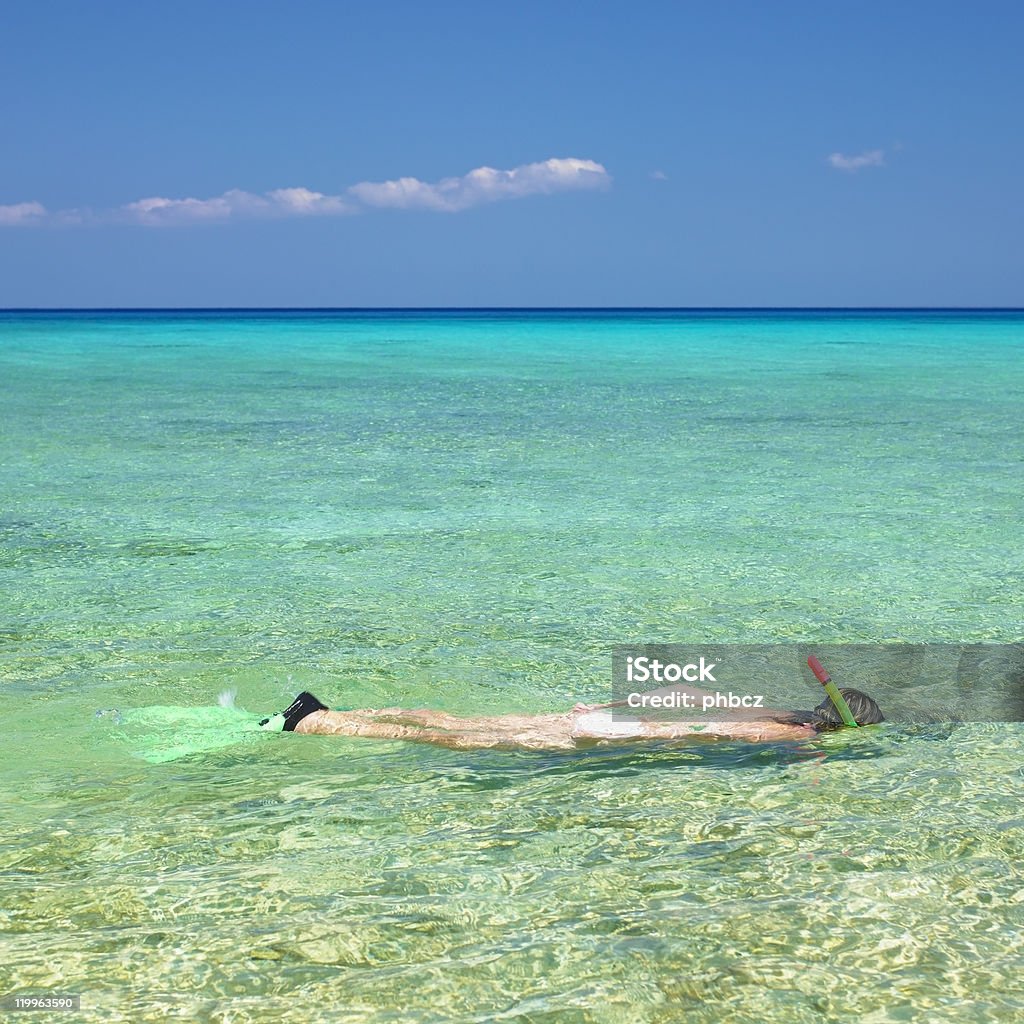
[
  {"left": 697, "top": 720, "right": 816, "bottom": 742},
  {"left": 636, "top": 719, "right": 816, "bottom": 742},
  {"left": 570, "top": 715, "right": 816, "bottom": 743}
]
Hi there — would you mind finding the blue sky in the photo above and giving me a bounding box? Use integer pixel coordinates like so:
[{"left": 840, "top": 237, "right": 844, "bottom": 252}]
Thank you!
[{"left": 1, "top": 0, "right": 1021, "bottom": 306}]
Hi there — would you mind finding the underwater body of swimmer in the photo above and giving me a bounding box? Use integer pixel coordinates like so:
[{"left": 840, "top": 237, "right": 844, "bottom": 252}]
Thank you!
[{"left": 258, "top": 685, "right": 885, "bottom": 751}]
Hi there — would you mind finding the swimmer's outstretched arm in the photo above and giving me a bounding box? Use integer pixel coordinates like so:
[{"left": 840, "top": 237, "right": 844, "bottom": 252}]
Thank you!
[{"left": 569, "top": 713, "right": 815, "bottom": 743}]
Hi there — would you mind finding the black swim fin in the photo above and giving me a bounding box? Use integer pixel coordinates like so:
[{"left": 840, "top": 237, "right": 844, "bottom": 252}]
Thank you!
[{"left": 260, "top": 691, "right": 328, "bottom": 732}]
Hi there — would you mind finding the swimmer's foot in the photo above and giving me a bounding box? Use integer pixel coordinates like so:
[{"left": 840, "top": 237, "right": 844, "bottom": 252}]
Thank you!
[{"left": 260, "top": 691, "right": 328, "bottom": 732}]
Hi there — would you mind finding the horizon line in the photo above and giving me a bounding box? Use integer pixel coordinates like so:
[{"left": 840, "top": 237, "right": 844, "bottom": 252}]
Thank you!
[{"left": 3, "top": 306, "right": 1024, "bottom": 314}]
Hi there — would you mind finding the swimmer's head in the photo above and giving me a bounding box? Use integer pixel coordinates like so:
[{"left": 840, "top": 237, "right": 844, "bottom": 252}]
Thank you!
[{"left": 811, "top": 688, "right": 884, "bottom": 730}]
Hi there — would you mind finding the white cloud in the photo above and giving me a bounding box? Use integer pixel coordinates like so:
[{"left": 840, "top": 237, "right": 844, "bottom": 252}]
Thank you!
[
  {"left": 827, "top": 149, "right": 885, "bottom": 172},
  {"left": 0, "top": 157, "right": 609, "bottom": 227},
  {"left": 266, "top": 187, "right": 350, "bottom": 216},
  {"left": 0, "top": 201, "right": 47, "bottom": 226},
  {"left": 348, "top": 157, "right": 610, "bottom": 212},
  {"left": 650, "top": 170, "right": 668, "bottom": 181},
  {"left": 121, "top": 193, "right": 242, "bottom": 225},
  {"left": 119, "top": 187, "right": 352, "bottom": 226}
]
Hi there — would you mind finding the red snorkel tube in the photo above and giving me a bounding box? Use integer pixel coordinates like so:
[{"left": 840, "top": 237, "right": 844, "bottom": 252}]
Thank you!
[{"left": 808, "top": 655, "right": 859, "bottom": 728}]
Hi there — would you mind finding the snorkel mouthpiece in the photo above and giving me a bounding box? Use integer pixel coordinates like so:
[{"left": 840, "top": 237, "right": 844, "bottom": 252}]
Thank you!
[{"left": 807, "top": 655, "right": 859, "bottom": 728}]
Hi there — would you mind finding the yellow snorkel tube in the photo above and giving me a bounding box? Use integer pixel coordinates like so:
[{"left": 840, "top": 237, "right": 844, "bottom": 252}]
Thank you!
[{"left": 807, "top": 655, "right": 859, "bottom": 728}]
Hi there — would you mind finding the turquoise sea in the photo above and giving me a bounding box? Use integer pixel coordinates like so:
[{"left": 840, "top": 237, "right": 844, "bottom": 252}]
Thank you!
[{"left": 2, "top": 310, "right": 1023, "bottom": 1022}]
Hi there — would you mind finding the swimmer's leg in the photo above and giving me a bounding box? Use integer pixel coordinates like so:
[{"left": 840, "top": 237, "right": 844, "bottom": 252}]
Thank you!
[
  {"left": 296, "top": 708, "right": 576, "bottom": 750},
  {"left": 261, "top": 694, "right": 576, "bottom": 749},
  {"left": 359, "top": 709, "right": 500, "bottom": 731},
  {"left": 260, "top": 695, "right": 475, "bottom": 735},
  {"left": 294, "top": 709, "right": 514, "bottom": 749}
]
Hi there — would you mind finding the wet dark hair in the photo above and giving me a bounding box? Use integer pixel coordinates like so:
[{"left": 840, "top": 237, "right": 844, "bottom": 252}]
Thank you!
[{"left": 811, "top": 687, "right": 885, "bottom": 730}]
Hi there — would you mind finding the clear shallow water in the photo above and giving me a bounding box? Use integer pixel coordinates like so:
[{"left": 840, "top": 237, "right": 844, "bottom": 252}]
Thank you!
[{"left": 1, "top": 310, "right": 1023, "bottom": 1022}]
